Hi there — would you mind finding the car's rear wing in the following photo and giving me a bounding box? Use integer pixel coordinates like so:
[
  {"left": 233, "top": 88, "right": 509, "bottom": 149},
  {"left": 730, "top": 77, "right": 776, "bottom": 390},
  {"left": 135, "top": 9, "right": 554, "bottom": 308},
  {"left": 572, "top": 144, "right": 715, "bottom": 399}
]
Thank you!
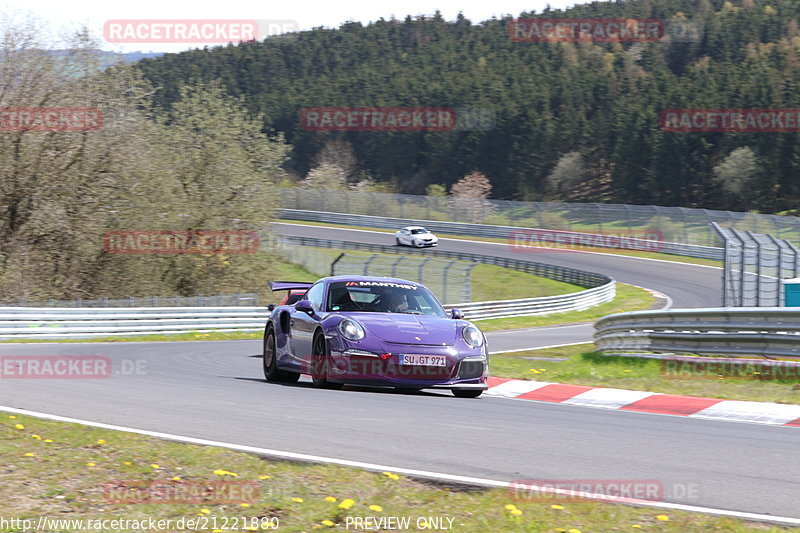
[{"left": 268, "top": 281, "right": 314, "bottom": 292}]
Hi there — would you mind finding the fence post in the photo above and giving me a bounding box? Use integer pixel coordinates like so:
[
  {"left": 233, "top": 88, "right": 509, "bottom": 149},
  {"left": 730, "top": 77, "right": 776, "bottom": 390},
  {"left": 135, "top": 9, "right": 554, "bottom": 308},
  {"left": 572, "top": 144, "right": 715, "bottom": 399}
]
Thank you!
[{"left": 331, "top": 253, "right": 346, "bottom": 276}]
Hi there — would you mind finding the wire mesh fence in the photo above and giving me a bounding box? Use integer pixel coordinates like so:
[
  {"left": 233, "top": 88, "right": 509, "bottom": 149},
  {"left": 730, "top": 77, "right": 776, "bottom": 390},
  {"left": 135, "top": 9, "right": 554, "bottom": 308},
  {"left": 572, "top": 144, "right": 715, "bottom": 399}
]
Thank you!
[
  {"left": 279, "top": 188, "right": 800, "bottom": 247},
  {"left": 275, "top": 239, "right": 474, "bottom": 304},
  {"left": 713, "top": 223, "right": 800, "bottom": 307},
  {"left": 331, "top": 253, "right": 474, "bottom": 304}
]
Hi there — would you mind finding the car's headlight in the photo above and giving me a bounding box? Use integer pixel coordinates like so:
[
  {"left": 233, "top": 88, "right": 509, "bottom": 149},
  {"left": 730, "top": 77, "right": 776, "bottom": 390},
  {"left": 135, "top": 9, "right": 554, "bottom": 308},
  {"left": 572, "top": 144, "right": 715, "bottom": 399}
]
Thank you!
[
  {"left": 462, "top": 325, "right": 484, "bottom": 348},
  {"left": 338, "top": 319, "right": 365, "bottom": 341}
]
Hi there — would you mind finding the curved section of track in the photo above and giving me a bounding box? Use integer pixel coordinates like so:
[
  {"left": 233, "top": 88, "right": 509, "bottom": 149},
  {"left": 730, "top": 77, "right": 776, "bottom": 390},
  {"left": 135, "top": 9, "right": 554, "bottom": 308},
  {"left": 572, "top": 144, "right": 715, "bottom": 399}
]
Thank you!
[{"left": 3, "top": 224, "right": 796, "bottom": 521}]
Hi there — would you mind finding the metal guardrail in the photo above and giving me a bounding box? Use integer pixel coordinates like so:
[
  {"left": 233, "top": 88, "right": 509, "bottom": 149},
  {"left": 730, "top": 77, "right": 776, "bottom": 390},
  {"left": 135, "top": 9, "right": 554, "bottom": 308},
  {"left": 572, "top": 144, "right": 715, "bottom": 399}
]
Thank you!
[
  {"left": 278, "top": 209, "right": 724, "bottom": 260},
  {"left": 594, "top": 308, "right": 800, "bottom": 359},
  {"left": 280, "top": 235, "right": 616, "bottom": 321},
  {"left": 2, "top": 235, "right": 618, "bottom": 338},
  {"left": 0, "top": 307, "right": 269, "bottom": 339},
  {"left": 3, "top": 293, "right": 261, "bottom": 308},
  {"left": 449, "top": 283, "right": 615, "bottom": 320}
]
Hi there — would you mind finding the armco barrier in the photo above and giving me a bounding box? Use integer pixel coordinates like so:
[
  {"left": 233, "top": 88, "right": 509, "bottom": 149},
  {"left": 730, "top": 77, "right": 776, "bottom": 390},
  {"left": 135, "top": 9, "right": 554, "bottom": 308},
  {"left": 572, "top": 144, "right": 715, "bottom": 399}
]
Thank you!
[
  {"left": 1, "top": 236, "right": 618, "bottom": 338},
  {"left": 0, "top": 307, "right": 269, "bottom": 339},
  {"left": 594, "top": 308, "right": 800, "bottom": 359},
  {"left": 278, "top": 209, "right": 724, "bottom": 260},
  {"left": 280, "top": 235, "right": 616, "bottom": 320}
]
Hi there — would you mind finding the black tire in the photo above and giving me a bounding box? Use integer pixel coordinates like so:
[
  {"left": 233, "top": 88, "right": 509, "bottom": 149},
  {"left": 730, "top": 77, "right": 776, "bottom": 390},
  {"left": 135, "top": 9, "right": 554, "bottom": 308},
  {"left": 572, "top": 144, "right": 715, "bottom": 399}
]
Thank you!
[
  {"left": 310, "top": 332, "right": 343, "bottom": 389},
  {"left": 452, "top": 389, "right": 483, "bottom": 398},
  {"left": 396, "top": 237, "right": 402, "bottom": 246},
  {"left": 263, "top": 326, "right": 300, "bottom": 383}
]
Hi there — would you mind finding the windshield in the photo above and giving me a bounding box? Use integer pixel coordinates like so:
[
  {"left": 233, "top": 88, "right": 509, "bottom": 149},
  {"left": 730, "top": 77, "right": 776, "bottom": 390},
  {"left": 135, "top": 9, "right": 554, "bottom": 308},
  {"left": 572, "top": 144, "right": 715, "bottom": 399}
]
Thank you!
[
  {"left": 410, "top": 228, "right": 428, "bottom": 234},
  {"left": 326, "top": 280, "right": 447, "bottom": 317}
]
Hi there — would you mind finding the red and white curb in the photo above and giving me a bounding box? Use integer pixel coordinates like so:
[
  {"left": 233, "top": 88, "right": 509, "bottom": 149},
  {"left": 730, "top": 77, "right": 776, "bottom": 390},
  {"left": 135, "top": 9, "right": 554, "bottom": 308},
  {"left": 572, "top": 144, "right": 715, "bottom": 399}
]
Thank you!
[{"left": 486, "top": 377, "right": 800, "bottom": 427}]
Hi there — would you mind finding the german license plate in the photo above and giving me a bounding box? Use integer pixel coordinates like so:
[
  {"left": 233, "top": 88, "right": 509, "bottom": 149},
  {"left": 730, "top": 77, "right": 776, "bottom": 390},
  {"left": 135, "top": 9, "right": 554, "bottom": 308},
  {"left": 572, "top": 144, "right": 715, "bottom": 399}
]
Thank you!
[{"left": 399, "top": 354, "right": 446, "bottom": 366}]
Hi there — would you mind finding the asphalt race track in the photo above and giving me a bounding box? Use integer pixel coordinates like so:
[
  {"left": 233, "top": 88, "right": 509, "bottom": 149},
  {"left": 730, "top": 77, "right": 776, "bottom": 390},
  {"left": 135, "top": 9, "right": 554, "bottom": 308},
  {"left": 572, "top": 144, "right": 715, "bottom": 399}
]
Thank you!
[{"left": 2, "top": 224, "right": 798, "bottom": 523}]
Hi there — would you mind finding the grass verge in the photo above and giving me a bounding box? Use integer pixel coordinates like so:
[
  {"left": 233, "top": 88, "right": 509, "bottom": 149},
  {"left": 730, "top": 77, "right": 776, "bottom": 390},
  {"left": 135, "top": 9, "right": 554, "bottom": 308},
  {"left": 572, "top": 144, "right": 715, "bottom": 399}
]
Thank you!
[
  {"left": 476, "top": 283, "right": 655, "bottom": 332},
  {"left": 278, "top": 219, "right": 722, "bottom": 268},
  {"left": 0, "top": 412, "right": 793, "bottom": 532},
  {"left": 491, "top": 343, "right": 800, "bottom": 405}
]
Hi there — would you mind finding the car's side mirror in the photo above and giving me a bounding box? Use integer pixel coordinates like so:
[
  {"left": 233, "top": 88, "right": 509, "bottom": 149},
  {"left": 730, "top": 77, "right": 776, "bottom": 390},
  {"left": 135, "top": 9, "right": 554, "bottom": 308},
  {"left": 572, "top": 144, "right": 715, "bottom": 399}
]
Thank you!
[
  {"left": 295, "top": 300, "right": 314, "bottom": 314},
  {"left": 449, "top": 308, "right": 464, "bottom": 320},
  {"left": 267, "top": 304, "right": 275, "bottom": 311}
]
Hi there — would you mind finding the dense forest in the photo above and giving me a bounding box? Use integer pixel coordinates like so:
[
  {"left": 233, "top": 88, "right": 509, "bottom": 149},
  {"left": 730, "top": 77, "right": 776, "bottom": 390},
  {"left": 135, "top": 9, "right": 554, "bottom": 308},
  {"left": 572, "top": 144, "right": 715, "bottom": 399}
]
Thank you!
[{"left": 134, "top": 0, "right": 800, "bottom": 212}]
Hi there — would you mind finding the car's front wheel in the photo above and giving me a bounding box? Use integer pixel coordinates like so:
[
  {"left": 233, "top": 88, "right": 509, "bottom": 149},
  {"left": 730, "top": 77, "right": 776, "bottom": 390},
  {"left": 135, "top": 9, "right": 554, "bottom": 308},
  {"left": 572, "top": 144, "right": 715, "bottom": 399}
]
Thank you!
[
  {"left": 310, "top": 332, "right": 343, "bottom": 389},
  {"left": 396, "top": 237, "right": 402, "bottom": 246},
  {"left": 452, "top": 389, "right": 483, "bottom": 398},
  {"left": 263, "top": 326, "right": 300, "bottom": 383}
]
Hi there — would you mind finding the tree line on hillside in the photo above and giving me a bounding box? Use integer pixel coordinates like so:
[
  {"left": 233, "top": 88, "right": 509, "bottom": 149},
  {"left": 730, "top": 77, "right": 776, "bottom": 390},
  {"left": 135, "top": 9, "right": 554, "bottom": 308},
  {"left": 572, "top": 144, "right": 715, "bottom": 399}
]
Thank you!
[
  {"left": 134, "top": 0, "right": 800, "bottom": 213},
  {"left": 0, "top": 18, "right": 287, "bottom": 302}
]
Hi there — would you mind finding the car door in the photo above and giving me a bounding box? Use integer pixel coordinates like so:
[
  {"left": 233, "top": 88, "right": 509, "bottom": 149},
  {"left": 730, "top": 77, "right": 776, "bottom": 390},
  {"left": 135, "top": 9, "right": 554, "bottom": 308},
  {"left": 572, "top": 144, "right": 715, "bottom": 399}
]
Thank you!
[
  {"left": 291, "top": 281, "right": 325, "bottom": 363},
  {"left": 401, "top": 228, "right": 410, "bottom": 245}
]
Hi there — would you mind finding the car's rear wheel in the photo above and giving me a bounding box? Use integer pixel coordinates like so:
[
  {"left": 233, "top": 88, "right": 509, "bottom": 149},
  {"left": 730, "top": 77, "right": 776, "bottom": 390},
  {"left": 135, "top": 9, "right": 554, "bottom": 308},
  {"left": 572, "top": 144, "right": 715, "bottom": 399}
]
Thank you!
[
  {"left": 263, "top": 326, "right": 300, "bottom": 383},
  {"left": 452, "top": 389, "right": 483, "bottom": 398},
  {"left": 311, "top": 332, "right": 343, "bottom": 389}
]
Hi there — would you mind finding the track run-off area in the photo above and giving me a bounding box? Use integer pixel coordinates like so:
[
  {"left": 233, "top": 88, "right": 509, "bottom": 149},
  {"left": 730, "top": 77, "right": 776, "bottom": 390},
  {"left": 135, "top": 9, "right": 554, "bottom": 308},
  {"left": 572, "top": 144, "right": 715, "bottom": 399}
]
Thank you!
[{"left": 1, "top": 223, "right": 798, "bottom": 524}]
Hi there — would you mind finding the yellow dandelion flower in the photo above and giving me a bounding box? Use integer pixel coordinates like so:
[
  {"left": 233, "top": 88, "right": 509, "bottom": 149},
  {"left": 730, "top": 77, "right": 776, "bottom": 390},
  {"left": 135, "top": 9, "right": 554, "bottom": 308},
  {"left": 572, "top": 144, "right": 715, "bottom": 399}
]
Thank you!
[
  {"left": 568, "top": 529, "right": 582, "bottom": 533},
  {"left": 510, "top": 509, "right": 522, "bottom": 516},
  {"left": 656, "top": 515, "right": 670, "bottom": 521},
  {"left": 240, "top": 503, "right": 251, "bottom": 508},
  {"left": 325, "top": 496, "right": 337, "bottom": 502},
  {"left": 122, "top": 461, "right": 132, "bottom": 466},
  {"left": 32, "top": 434, "right": 42, "bottom": 440},
  {"left": 150, "top": 464, "right": 160, "bottom": 469},
  {"left": 291, "top": 497, "right": 304, "bottom": 503},
  {"left": 96, "top": 439, "right": 106, "bottom": 445},
  {"left": 369, "top": 504, "right": 383, "bottom": 512},
  {"left": 381, "top": 471, "right": 400, "bottom": 480},
  {"left": 504, "top": 504, "right": 517, "bottom": 510},
  {"left": 212, "top": 530, "right": 223, "bottom": 533},
  {"left": 200, "top": 508, "right": 211, "bottom": 515},
  {"left": 632, "top": 526, "right": 642, "bottom": 529},
  {"left": 259, "top": 475, "right": 270, "bottom": 479},
  {"left": 24, "top": 452, "right": 34, "bottom": 457},
  {"left": 244, "top": 528, "right": 258, "bottom": 532},
  {"left": 321, "top": 520, "right": 335, "bottom": 527},
  {"left": 418, "top": 520, "right": 429, "bottom": 528},
  {"left": 8, "top": 415, "right": 16, "bottom": 419},
  {"left": 86, "top": 462, "right": 96, "bottom": 467},
  {"left": 14, "top": 424, "right": 24, "bottom": 430},
  {"left": 43, "top": 439, "right": 53, "bottom": 443},
  {"left": 338, "top": 498, "right": 355, "bottom": 509},
  {"left": 551, "top": 504, "right": 565, "bottom": 510},
  {"left": 171, "top": 477, "right": 181, "bottom": 481}
]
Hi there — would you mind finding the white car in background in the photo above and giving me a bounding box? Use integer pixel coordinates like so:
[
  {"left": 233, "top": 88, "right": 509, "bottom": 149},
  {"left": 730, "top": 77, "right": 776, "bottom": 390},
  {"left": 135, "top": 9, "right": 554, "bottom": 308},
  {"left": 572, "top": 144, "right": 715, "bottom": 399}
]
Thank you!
[{"left": 395, "top": 226, "right": 439, "bottom": 247}]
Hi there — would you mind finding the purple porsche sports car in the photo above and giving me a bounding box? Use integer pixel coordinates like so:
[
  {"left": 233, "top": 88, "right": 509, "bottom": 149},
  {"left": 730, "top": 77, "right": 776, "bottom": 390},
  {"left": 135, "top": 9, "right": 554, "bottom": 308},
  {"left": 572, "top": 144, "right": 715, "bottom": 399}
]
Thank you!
[{"left": 263, "top": 276, "right": 488, "bottom": 398}]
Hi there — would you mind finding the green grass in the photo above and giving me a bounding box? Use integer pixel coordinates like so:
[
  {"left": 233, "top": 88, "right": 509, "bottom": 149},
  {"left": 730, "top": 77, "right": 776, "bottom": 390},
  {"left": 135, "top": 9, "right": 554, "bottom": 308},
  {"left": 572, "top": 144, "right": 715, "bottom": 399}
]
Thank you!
[
  {"left": 284, "top": 247, "right": 585, "bottom": 301},
  {"left": 477, "top": 283, "right": 655, "bottom": 332},
  {"left": 491, "top": 344, "right": 800, "bottom": 405},
  {"left": 278, "top": 219, "right": 723, "bottom": 268},
  {"left": 0, "top": 412, "right": 793, "bottom": 532}
]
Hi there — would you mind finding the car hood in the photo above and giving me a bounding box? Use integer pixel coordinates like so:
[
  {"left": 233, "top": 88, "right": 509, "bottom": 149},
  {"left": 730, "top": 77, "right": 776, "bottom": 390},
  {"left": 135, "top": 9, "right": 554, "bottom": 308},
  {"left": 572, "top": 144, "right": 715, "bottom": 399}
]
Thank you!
[{"left": 350, "top": 313, "right": 457, "bottom": 346}]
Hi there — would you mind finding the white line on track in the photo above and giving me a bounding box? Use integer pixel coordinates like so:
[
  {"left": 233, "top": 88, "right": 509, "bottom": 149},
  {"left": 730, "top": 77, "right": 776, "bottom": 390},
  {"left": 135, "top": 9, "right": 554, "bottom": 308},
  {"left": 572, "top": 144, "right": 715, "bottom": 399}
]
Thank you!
[
  {"left": 489, "top": 342, "right": 587, "bottom": 354},
  {"left": 2, "top": 405, "right": 799, "bottom": 526},
  {"left": 274, "top": 222, "right": 722, "bottom": 270}
]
